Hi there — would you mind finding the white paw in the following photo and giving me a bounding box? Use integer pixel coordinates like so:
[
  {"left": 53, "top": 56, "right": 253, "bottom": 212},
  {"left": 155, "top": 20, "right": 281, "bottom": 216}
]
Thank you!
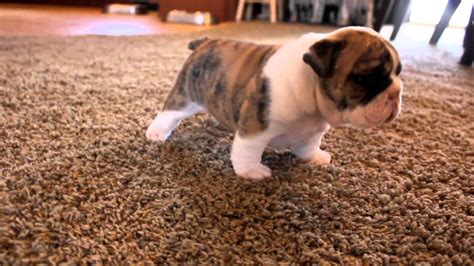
[
  {"left": 234, "top": 163, "right": 272, "bottom": 180},
  {"left": 146, "top": 119, "right": 170, "bottom": 142},
  {"left": 308, "top": 149, "right": 331, "bottom": 165}
]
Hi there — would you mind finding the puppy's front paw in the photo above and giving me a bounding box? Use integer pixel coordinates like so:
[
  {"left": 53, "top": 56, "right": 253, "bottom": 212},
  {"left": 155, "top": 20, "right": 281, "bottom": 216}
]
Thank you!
[
  {"left": 309, "top": 149, "right": 331, "bottom": 165},
  {"left": 234, "top": 163, "right": 272, "bottom": 180}
]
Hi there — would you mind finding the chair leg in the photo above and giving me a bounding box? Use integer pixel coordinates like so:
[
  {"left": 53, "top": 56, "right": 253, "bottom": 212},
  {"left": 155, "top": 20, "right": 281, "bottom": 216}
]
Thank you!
[
  {"left": 460, "top": 4, "right": 474, "bottom": 66},
  {"left": 236, "top": 0, "right": 246, "bottom": 22},
  {"left": 338, "top": 0, "right": 350, "bottom": 26},
  {"left": 390, "top": 0, "right": 411, "bottom": 41},
  {"left": 278, "top": 0, "right": 284, "bottom": 21},
  {"left": 373, "top": 0, "right": 395, "bottom": 32},
  {"left": 429, "top": 0, "right": 461, "bottom": 45},
  {"left": 270, "top": 0, "right": 277, "bottom": 23},
  {"left": 366, "top": 0, "right": 375, "bottom": 28},
  {"left": 288, "top": 0, "right": 297, "bottom": 22},
  {"left": 246, "top": 3, "right": 254, "bottom": 20}
]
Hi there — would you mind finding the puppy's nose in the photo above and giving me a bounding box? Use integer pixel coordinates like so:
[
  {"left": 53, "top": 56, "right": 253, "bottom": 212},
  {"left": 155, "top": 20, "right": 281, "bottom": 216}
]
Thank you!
[{"left": 388, "top": 91, "right": 400, "bottom": 101}]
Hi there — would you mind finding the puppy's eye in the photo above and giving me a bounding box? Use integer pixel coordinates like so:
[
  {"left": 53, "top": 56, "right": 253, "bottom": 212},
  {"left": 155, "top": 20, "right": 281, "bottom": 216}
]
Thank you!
[
  {"left": 395, "top": 63, "right": 402, "bottom": 75},
  {"left": 348, "top": 86, "right": 365, "bottom": 100},
  {"left": 351, "top": 74, "right": 374, "bottom": 85}
]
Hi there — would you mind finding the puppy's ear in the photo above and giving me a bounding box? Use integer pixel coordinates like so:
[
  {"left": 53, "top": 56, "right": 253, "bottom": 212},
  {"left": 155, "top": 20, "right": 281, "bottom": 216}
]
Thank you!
[{"left": 303, "top": 39, "right": 346, "bottom": 78}]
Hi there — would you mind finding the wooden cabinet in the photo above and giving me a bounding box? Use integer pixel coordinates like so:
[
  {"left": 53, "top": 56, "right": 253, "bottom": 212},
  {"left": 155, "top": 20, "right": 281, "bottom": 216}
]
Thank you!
[{"left": 158, "top": 0, "right": 238, "bottom": 22}]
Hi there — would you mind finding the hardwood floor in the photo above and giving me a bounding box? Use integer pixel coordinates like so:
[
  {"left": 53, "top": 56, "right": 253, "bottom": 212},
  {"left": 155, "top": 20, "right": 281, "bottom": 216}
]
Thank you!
[{"left": 0, "top": 3, "right": 227, "bottom": 36}]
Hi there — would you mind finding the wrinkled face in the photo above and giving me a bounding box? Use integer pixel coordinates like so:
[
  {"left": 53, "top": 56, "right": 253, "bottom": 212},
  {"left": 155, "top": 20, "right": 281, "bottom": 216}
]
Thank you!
[{"left": 303, "top": 27, "right": 403, "bottom": 128}]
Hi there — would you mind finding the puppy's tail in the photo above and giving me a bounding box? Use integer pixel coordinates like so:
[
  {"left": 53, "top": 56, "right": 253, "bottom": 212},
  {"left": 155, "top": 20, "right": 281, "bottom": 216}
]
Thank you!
[{"left": 188, "top": 37, "right": 209, "bottom": 51}]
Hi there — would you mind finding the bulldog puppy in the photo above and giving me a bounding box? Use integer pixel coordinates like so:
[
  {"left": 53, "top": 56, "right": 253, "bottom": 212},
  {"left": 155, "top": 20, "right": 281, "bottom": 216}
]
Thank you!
[{"left": 146, "top": 26, "right": 403, "bottom": 180}]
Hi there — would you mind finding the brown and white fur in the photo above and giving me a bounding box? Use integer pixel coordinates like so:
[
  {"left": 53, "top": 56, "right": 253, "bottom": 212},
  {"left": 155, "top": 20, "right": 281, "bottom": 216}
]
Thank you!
[{"left": 146, "top": 27, "right": 403, "bottom": 180}]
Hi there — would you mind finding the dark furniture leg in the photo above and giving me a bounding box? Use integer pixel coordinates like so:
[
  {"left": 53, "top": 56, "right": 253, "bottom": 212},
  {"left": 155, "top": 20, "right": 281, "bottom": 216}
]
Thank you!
[
  {"left": 389, "top": 0, "right": 411, "bottom": 40},
  {"left": 373, "top": 0, "right": 395, "bottom": 32},
  {"left": 429, "top": 0, "right": 461, "bottom": 45},
  {"left": 460, "top": 4, "right": 474, "bottom": 66}
]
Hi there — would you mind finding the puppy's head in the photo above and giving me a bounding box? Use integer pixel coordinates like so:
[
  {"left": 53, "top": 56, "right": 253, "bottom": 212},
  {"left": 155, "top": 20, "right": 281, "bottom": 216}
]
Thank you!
[{"left": 303, "top": 27, "right": 403, "bottom": 128}]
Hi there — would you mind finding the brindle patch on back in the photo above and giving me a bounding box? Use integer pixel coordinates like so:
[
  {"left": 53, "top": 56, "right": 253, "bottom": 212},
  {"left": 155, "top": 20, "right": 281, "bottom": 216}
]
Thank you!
[
  {"left": 237, "top": 76, "right": 272, "bottom": 136},
  {"left": 187, "top": 41, "right": 221, "bottom": 104},
  {"left": 163, "top": 67, "right": 190, "bottom": 110},
  {"left": 162, "top": 38, "right": 278, "bottom": 136}
]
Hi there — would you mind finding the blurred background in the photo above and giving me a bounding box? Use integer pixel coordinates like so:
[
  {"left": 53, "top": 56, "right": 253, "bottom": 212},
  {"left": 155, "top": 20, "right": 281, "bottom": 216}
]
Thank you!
[{"left": 0, "top": 0, "right": 472, "bottom": 65}]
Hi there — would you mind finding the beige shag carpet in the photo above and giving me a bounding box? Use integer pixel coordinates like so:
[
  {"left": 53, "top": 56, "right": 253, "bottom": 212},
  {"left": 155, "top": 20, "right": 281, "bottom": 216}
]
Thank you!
[{"left": 1, "top": 23, "right": 473, "bottom": 264}]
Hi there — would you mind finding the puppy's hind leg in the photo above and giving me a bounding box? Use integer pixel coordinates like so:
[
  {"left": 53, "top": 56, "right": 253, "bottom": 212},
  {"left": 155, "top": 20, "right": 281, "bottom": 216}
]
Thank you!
[
  {"left": 146, "top": 76, "right": 204, "bottom": 142},
  {"left": 146, "top": 103, "right": 204, "bottom": 142}
]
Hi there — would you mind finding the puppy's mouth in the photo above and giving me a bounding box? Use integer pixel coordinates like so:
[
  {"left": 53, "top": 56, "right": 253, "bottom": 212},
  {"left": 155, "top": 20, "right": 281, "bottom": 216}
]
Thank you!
[
  {"left": 385, "top": 109, "right": 397, "bottom": 123},
  {"left": 385, "top": 100, "right": 400, "bottom": 123},
  {"left": 363, "top": 100, "right": 399, "bottom": 125}
]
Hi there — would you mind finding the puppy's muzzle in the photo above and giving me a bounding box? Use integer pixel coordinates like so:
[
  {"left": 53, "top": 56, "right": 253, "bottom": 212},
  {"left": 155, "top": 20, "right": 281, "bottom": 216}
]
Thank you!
[{"left": 385, "top": 91, "right": 401, "bottom": 123}]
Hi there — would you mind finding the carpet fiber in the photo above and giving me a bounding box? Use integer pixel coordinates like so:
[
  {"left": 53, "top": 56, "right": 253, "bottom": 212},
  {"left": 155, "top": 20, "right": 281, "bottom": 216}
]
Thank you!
[{"left": 1, "top": 23, "right": 473, "bottom": 264}]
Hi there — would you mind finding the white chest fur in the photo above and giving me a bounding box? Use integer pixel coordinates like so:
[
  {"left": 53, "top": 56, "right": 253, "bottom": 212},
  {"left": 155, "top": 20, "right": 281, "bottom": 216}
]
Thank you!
[
  {"left": 261, "top": 33, "right": 331, "bottom": 149},
  {"left": 268, "top": 116, "right": 330, "bottom": 149}
]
